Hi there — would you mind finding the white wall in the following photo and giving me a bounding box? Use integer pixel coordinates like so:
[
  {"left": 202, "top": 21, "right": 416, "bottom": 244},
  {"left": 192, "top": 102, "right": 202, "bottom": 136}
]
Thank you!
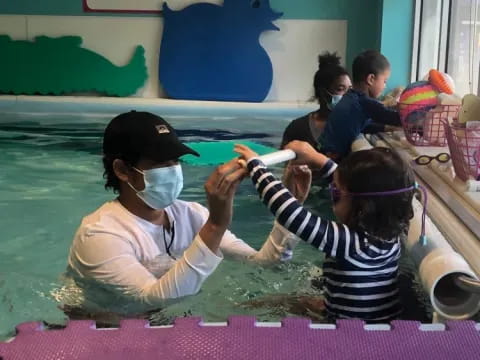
[
  {"left": 262, "top": 20, "right": 347, "bottom": 101},
  {"left": 0, "top": 14, "right": 346, "bottom": 102}
]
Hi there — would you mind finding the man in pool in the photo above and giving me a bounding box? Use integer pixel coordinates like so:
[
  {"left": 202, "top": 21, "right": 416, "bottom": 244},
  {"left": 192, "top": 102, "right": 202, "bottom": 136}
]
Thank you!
[{"left": 65, "top": 111, "right": 310, "bottom": 316}]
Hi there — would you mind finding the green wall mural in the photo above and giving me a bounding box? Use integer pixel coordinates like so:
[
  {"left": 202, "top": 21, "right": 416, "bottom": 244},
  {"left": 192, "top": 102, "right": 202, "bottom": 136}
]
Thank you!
[{"left": 0, "top": 35, "right": 147, "bottom": 96}]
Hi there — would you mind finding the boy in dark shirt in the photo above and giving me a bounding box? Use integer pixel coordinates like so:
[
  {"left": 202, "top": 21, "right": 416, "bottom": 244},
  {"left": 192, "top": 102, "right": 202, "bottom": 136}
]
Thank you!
[{"left": 320, "top": 50, "right": 401, "bottom": 158}]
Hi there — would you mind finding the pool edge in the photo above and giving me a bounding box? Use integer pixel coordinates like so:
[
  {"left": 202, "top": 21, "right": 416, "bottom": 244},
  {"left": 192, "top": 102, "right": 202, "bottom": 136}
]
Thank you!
[{"left": 0, "top": 95, "right": 318, "bottom": 118}]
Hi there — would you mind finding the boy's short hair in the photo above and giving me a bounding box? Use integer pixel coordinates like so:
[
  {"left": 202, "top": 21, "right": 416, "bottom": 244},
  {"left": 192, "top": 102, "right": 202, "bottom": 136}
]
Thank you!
[{"left": 352, "top": 50, "right": 390, "bottom": 83}]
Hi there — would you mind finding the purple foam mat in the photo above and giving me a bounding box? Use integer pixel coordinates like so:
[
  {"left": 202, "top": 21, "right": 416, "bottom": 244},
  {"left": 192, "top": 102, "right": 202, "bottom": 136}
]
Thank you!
[{"left": 1, "top": 317, "right": 480, "bottom": 360}]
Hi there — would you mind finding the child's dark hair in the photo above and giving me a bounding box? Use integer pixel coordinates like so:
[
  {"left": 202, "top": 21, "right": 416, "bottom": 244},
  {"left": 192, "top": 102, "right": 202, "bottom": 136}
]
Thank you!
[
  {"left": 314, "top": 52, "right": 349, "bottom": 110},
  {"left": 337, "top": 147, "right": 415, "bottom": 240},
  {"left": 352, "top": 50, "right": 390, "bottom": 84}
]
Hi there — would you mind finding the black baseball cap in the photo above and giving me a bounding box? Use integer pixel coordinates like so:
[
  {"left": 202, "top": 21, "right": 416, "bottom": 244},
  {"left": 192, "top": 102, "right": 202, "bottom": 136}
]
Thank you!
[{"left": 103, "top": 111, "right": 199, "bottom": 163}]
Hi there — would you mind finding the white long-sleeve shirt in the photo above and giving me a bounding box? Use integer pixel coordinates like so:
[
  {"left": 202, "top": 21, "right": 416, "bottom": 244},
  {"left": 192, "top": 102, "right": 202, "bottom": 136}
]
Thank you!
[{"left": 67, "top": 199, "right": 298, "bottom": 308}]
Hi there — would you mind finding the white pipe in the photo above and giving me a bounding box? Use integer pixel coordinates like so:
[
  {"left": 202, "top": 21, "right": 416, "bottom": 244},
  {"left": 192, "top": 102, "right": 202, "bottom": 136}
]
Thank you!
[
  {"left": 238, "top": 150, "right": 296, "bottom": 168},
  {"left": 258, "top": 149, "right": 296, "bottom": 167},
  {"left": 407, "top": 201, "right": 480, "bottom": 320},
  {"left": 389, "top": 132, "right": 480, "bottom": 207},
  {"left": 377, "top": 134, "right": 480, "bottom": 272},
  {"left": 354, "top": 136, "right": 480, "bottom": 319},
  {"left": 467, "top": 180, "right": 480, "bottom": 192}
]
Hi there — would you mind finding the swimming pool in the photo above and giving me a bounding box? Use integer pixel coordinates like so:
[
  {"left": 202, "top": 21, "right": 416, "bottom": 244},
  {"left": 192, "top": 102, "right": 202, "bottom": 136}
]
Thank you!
[{"left": 0, "top": 112, "right": 432, "bottom": 340}]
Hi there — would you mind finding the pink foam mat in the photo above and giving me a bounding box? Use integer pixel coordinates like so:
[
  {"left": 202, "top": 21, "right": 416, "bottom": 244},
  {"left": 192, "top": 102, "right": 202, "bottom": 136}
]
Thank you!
[{"left": 1, "top": 316, "right": 480, "bottom": 359}]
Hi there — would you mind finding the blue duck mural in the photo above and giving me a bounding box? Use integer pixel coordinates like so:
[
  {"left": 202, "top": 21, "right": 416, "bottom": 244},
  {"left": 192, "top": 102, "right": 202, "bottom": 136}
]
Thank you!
[{"left": 159, "top": 0, "right": 282, "bottom": 102}]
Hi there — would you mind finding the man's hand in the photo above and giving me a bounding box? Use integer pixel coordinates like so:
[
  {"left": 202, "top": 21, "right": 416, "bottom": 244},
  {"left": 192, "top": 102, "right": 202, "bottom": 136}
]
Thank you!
[
  {"left": 200, "top": 160, "right": 246, "bottom": 253},
  {"left": 204, "top": 159, "right": 246, "bottom": 228}
]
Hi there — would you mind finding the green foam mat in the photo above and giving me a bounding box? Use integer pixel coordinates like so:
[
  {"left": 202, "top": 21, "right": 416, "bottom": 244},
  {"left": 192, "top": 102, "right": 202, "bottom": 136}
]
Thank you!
[{"left": 182, "top": 141, "right": 277, "bottom": 166}]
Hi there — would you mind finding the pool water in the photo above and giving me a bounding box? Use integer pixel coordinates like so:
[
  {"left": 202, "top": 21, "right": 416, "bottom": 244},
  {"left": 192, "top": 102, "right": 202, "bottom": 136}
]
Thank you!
[{"left": 0, "top": 113, "right": 431, "bottom": 339}]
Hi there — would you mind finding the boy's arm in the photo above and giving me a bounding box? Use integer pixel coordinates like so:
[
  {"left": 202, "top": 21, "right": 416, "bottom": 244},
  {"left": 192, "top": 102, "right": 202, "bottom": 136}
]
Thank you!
[
  {"left": 363, "top": 122, "right": 386, "bottom": 134},
  {"left": 321, "top": 110, "right": 364, "bottom": 157},
  {"left": 362, "top": 97, "right": 401, "bottom": 126}
]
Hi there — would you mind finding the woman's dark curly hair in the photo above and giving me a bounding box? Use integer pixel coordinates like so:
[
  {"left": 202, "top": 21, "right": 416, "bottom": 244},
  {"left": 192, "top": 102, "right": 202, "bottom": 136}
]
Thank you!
[
  {"left": 336, "top": 148, "right": 415, "bottom": 240},
  {"left": 313, "top": 52, "right": 350, "bottom": 115}
]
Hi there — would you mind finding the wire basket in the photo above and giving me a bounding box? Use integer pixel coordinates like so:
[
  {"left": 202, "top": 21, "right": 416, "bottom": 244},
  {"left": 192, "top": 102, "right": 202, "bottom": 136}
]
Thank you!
[
  {"left": 444, "top": 121, "right": 480, "bottom": 182},
  {"left": 398, "top": 104, "right": 460, "bottom": 146}
]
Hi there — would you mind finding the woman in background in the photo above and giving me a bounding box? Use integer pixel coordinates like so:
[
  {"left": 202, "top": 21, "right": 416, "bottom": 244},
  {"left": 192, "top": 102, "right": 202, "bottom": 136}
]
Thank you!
[{"left": 280, "top": 52, "right": 351, "bottom": 151}]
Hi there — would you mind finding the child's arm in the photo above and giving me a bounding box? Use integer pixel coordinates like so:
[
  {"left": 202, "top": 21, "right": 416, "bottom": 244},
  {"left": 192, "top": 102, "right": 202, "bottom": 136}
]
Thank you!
[
  {"left": 361, "top": 97, "right": 401, "bottom": 126},
  {"left": 235, "top": 143, "right": 350, "bottom": 258},
  {"left": 282, "top": 140, "right": 332, "bottom": 173}
]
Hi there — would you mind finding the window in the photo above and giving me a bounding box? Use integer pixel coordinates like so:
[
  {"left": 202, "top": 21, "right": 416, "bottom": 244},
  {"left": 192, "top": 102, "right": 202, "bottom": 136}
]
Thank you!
[
  {"left": 448, "top": 0, "right": 480, "bottom": 95},
  {"left": 416, "top": 0, "right": 445, "bottom": 78},
  {"left": 413, "top": 0, "right": 480, "bottom": 95}
]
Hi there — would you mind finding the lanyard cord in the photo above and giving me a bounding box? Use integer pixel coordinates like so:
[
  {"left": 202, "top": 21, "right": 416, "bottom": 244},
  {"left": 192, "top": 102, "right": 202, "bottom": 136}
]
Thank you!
[{"left": 163, "top": 222, "right": 176, "bottom": 260}]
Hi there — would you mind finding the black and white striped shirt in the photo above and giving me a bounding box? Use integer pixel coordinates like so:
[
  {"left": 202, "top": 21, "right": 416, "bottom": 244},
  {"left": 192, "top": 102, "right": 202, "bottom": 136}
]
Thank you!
[{"left": 247, "top": 158, "right": 402, "bottom": 321}]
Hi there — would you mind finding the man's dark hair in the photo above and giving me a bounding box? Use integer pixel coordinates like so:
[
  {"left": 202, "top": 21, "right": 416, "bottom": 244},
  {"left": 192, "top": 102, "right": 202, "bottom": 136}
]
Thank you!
[{"left": 103, "top": 154, "right": 140, "bottom": 193}]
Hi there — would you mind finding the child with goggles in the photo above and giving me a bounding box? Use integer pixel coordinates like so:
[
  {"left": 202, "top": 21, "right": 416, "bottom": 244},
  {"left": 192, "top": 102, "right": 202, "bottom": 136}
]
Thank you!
[{"left": 235, "top": 141, "right": 427, "bottom": 322}]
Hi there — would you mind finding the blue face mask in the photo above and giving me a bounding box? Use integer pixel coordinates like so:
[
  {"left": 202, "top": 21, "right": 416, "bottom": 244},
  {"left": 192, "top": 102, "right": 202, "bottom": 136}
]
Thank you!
[
  {"left": 326, "top": 92, "right": 343, "bottom": 110},
  {"left": 331, "top": 94, "right": 343, "bottom": 107},
  {"left": 129, "top": 165, "right": 183, "bottom": 210}
]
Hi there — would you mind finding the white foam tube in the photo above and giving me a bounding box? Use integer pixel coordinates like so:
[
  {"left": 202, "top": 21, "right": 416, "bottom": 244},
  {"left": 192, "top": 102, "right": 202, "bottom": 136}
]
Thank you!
[
  {"left": 257, "top": 149, "right": 296, "bottom": 167},
  {"left": 238, "top": 150, "right": 296, "bottom": 168},
  {"left": 354, "top": 135, "right": 480, "bottom": 319}
]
